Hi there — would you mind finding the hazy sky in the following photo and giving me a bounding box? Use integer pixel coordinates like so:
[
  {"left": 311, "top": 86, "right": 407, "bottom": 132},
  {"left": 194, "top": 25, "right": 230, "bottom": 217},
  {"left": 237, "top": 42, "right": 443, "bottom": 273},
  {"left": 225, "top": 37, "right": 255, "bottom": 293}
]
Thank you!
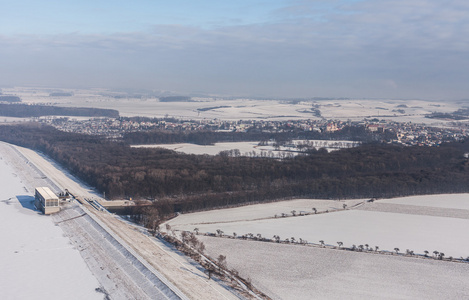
[{"left": 1, "top": 0, "right": 468, "bottom": 99}]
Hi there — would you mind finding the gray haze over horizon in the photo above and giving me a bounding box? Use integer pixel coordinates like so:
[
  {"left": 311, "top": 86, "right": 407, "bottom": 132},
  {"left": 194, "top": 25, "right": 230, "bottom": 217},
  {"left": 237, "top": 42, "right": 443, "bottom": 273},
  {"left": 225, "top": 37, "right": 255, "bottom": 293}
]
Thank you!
[{"left": 1, "top": 0, "right": 469, "bottom": 100}]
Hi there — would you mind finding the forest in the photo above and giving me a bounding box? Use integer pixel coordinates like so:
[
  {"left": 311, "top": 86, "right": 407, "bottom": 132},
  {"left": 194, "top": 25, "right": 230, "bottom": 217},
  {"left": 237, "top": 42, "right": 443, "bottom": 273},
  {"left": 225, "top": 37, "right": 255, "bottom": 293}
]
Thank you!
[
  {"left": 123, "top": 124, "right": 393, "bottom": 145},
  {"left": 0, "top": 103, "right": 119, "bottom": 118},
  {"left": 0, "top": 96, "right": 21, "bottom": 103},
  {"left": 1, "top": 123, "right": 469, "bottom": 218}
]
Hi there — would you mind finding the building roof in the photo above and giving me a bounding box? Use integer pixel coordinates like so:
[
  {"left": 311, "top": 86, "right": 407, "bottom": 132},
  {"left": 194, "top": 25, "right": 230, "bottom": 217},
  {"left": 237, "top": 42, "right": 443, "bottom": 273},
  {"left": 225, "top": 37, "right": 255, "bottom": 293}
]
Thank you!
[{"left": 35, "top": 187, "right": 58, "bottom": 200}]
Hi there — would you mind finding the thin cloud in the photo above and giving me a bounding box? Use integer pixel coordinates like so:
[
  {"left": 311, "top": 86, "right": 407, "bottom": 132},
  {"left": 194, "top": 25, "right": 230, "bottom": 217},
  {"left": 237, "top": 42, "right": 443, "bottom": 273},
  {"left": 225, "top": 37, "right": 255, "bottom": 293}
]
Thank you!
[{"left": 0, "top": 0, "right": 468, "bottom": 99}]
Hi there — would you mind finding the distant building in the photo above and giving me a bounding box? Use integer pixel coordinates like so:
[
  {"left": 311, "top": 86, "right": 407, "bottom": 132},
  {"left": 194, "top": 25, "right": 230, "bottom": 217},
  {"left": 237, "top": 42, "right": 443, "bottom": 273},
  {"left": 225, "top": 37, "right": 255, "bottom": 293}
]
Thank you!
[
  {"left": 34, "top": 187, "right": 60, "bottom": 215},
  {"left": 367, "top": 124, "right": 384, "bottom": 133},
  {"left": 325, "top": 123, "right": 338, "bottom": 132}
]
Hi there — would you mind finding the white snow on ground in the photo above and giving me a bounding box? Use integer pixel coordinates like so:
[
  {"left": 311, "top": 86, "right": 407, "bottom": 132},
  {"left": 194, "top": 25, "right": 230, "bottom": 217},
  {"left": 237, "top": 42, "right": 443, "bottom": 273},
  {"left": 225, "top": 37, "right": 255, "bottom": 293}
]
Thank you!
[
  {"left": 0, "top": 150, "right": 103, "bottom": 300},
  {"left": 166, "top": 195, "right": 469, "bottom": 299},
  {"left": 380, "top": 194, "right": 469, "bottom": 210},
  {"left": 5, "top": 86, "right": 466, "bottom": 125},
  {"left": 132, "top": 142, "right": 264, "bottom": 156},
  {"left": 167, "top": 195, "right": 469, "bottom": 258},
  {"left": 176, "top": 210, "right": 469, "bottom": 258},
  {"left": 132, "top": 140, "right": 359, "bottom": 156},
  {"left": 167, "top": 198, "right": 364, "bottom": 226},
  {"left": 1, "top": 142, "right": 240, "bottom": 300},
  {"left": 197, "top": 235, "right": 469, "bottom": 300}
]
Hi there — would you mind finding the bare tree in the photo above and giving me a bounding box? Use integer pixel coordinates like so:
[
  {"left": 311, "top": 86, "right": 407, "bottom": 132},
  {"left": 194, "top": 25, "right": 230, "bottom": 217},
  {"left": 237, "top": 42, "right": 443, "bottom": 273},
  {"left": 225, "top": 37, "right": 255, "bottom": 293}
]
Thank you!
[
  {"left": 217, "top": 255, "right": 227, "bottom": 272},
  {"left": 394, "top": 248, "right": 400, "bottom": 254},
  {"left": 193, "top": 228, "right": 199, "bottom": 235},
  {"left": 197, "top": 242, "right": 205, "bottom": 254},
  {"left": 188, "top": 233, "right": 199, "bottom": 248},
  {"left": 181, "top": 231, "right": 189, "bottom": 243},
  {"left": 206, "top": 264, "right": 215, "bottom": 279},
  {"left": 273, "top": 235, "right": 281, "bottom": 243},
  {"left": 319, "top": 240, "right": 325, "bottom": 247},
  {"left": 337, "top": 241, "right": 343, "bottom": 248}
]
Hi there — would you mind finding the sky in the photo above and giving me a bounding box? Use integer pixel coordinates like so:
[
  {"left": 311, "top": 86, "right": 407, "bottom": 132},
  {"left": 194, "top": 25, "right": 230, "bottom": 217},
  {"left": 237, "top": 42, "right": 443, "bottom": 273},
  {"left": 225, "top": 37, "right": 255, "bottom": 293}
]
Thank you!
[{"left": 1, "top": 0, "right": 468, "bottom": 99}]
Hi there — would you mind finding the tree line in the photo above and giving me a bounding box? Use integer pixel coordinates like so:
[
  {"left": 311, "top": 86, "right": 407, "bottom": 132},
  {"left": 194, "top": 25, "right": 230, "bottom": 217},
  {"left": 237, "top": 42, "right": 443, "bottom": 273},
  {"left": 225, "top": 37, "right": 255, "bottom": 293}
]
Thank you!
[
  {"left": 123, "top": 125, "right": 392, "bottom": 145},
  {"left": 0, "top": 123, "right": 468, "bottom": 216},
  {"left": 0, "top": 103, "right": 119, "bottom": 118}
]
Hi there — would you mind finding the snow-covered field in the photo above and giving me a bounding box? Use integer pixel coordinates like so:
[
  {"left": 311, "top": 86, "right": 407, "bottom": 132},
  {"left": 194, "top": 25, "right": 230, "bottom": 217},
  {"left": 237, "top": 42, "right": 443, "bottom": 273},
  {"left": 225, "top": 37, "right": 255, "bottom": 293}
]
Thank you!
[
  {"left": 4, "top": 87, "right": 466, "bottom": 124},
  {"left": 380, "top": 194, "right": 469, "bottom": 210},
  {"left": 175, "top": 210, "right": 469, "bottom": 258},
  {"left": 166, "top": 195, "right": 469, "bottom": 299},
  {"left": 197, "top": 235, "right": 469, "bottom": 300},
  {"left": 133, "top": 141, "right": 265, "bottom": 156},
  {"left": 167, "top": 198, "right": 364, "bottom": 226},
  {"left": 132, "top": 140, "right": 359, "bottom": 156},
  {"left": 0, "top": 147, "right": 103, "bottom": 300},
  {"left": 167, "top": 195, "right": 469, "bottom": 258}
]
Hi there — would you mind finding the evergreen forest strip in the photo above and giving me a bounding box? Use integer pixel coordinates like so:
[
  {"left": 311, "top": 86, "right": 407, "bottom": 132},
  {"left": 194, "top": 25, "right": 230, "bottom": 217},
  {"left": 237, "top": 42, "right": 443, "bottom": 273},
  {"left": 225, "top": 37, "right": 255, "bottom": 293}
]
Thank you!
[
  {"left": 1, "top": 123, "right": 468, "bottom": 216},
  {"left": 0, "top": 103, "right": 119, "bottom": 118}
]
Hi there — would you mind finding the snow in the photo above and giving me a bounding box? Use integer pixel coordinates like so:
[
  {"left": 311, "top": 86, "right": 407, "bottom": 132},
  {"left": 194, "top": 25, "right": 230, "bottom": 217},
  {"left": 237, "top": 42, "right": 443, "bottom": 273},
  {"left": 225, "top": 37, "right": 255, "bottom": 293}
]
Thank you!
[
  {"left": 197, "top": 235, "right": 469, "bottom": 300},
  {"left": 165, "top": 194, "right": 469, "bottom": 299},
  {"left": 1, "top": 141, "right": 240, "bottom": 300},
  {"left": 132, "top": 140, "right": 359, "bottom": 156},
  {"left": 171, "top": 210, "right": 469, "bottom": 258},
  {"left": 167, "top": 198, "right": 364, "bottom": 226},
  {"left": 132, "top": 141, "right": 264, "bottom": 156},
  {"left": 4, "top": 87, "right": 466, "bottom": 125},
  {"left": 0, "top": 148, "right": 103, "bottom": 300},
  {"left": 167, "top": 196, "right": 469, "bottom": 258},
  {"left": 380, "top": 194, "right": 469, "bottom": 210}
]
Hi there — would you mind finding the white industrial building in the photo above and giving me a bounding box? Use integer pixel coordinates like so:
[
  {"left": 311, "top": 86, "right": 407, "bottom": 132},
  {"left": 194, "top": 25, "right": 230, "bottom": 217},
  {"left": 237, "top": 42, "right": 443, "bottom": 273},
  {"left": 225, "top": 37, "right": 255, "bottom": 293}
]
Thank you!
[{"left": 34, "top": 187, "right": 60, "bottom": 214}]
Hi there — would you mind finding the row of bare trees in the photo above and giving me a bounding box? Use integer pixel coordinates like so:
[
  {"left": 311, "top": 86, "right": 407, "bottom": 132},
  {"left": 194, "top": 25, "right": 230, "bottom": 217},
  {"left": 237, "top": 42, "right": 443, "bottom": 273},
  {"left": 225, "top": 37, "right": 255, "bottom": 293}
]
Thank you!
[{"left": 205, "top": 230, "right": 468, "bottom": 263}]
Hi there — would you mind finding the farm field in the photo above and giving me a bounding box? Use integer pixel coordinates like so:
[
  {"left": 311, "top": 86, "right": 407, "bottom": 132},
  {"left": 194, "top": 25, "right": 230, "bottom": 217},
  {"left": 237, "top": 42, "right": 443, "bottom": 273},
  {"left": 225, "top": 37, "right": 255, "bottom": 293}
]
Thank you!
[
  {"left": 169, "top": 209, "right": 469, "bottom": 258},
  {"left": 197, "top": 235, "right": 469, "bottom": 300},
  {"left": 379, "top": 194, "right": 469, "bottom": 210},
  {"left": 166, "top": 195, "right": 469, "bottom": 258},
  {"left": 3, "top": 87, "right": 464, "bottom": 124},
  {"left": 131, "top": 140, "right": 360, "bottom": 156},
  {"left": 166, "top": 198, "right": 364, "bottom": 226},
  {"left": 165, "top": 194, "right": 469, "bottom": 299}
]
